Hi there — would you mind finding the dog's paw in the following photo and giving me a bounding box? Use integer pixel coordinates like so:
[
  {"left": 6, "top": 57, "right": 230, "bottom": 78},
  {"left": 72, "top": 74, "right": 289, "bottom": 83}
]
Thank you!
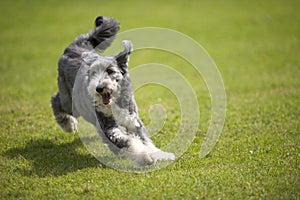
[
  {"left": 129, "top": 150, "right": 175, "bottom": 166},
  {"left": 127, "top": 152, "right": 154, "bottom": 166},
  {"left": 125, "top": 138, "right": 176, "bottom": 166},
  {"left": 125, "top": 138, "right": 154, "bottom": 165},
  {"left": 150, "top": 150, "right": 175, "bottom": 162},
  {"left": 61, "top": 115, "right": 78, "bottom": 133}
]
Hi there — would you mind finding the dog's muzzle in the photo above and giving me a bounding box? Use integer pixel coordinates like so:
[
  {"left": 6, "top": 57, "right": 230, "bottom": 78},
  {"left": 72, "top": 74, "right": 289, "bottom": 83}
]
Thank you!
[{"left": 96, "top": 86, "right": 111, "bottom": 105}]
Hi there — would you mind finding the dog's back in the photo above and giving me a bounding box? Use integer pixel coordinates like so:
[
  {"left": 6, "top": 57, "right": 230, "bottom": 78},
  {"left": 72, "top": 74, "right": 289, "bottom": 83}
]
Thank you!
[{"left": 51, "top": 16, "right": 119, "bottom": 131}]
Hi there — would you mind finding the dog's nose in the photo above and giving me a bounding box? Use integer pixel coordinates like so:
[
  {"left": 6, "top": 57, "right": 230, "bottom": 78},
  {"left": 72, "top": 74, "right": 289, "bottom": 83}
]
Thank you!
[{"left": 96, "top": 86, "right": 104, "bottom": 93}]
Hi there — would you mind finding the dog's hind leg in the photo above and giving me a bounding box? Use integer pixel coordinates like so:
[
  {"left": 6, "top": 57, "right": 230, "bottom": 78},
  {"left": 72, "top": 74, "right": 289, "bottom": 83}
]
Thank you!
[{"left": 51, "top": 92, "right": 78, "bottom": 133}]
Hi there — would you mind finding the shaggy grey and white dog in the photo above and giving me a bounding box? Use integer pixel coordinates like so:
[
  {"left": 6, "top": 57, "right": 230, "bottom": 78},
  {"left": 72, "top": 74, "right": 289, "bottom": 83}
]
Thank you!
[{"left": 51, "top": 16, "right": 175, "bottom": 165}]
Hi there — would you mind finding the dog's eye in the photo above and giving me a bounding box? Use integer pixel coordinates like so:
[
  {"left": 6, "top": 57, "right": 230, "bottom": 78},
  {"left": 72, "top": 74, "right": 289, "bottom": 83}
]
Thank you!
[{"left": 106, "top": 68, "right": 115, "bottom": 75}]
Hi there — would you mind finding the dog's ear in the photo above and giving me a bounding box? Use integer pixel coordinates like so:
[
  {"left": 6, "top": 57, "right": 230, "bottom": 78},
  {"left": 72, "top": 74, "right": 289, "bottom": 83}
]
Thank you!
[
  {"left": 95, "top": 16, "right": 104, "bottom": 27},
  {"left": 115, "top": 40, "right": 133, "bottom": 75},
  {"left": 82, "top": 52, "right": 99, "bottom": 65}
]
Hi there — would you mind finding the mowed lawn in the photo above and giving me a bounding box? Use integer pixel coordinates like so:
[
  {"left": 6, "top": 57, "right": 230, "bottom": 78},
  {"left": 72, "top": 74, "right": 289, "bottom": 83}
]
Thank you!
[{"left": 0, "top": 0, "right": 299, "bottom": 199}]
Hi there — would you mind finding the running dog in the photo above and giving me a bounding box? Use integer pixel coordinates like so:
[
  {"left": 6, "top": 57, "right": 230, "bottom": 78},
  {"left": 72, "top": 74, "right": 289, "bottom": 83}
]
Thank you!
[{"left": 51, "top": 16, "right": 175, "bottom": 165}]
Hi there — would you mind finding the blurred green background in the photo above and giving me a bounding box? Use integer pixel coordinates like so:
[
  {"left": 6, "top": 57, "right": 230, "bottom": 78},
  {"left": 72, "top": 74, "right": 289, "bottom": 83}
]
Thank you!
[{"left": 0, "top": 0, "right": 299, "bottom": 199}]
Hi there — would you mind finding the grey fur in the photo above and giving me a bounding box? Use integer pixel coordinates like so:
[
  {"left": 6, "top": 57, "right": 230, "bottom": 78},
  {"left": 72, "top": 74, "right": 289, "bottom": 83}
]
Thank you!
[{"left": 51, "top": 16, "right": 175, "bottom": 165}]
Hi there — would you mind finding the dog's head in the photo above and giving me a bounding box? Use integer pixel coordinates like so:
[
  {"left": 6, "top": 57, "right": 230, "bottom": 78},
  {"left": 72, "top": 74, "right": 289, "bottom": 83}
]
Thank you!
[{"left": 83, "top": 40, "right": 133, "bottom": 107}]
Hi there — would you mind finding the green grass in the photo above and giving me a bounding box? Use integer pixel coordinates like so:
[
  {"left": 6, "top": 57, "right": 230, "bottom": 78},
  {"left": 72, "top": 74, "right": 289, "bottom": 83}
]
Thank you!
[{"left": 1, "top": 0, "right": 299, "bottom": 199}]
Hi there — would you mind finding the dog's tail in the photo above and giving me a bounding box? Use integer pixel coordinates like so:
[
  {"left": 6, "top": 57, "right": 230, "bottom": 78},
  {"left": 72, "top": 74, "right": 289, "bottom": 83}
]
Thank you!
[{"left": 87, "top": 16, "right": 120, "bottom": 51}]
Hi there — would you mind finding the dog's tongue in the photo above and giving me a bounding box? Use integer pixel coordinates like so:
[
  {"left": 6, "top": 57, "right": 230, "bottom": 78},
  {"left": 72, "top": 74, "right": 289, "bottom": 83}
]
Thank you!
[{"left": 101, "top": 93, "right": 111, "bottom": 105}]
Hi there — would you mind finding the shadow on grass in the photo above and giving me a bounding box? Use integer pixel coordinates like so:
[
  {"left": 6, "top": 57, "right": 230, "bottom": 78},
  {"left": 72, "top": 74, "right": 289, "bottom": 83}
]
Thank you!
[{"left": 3, "top": 137, "right": 105, "bottom": 177}]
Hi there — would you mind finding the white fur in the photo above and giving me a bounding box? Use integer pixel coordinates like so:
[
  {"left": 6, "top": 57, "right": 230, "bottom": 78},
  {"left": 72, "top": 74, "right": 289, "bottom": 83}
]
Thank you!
[
  {"left": 111, "top": 103, "right": 140, "bottom": 131},
  {"left": 125, "top": 137, "right": 175, "bottom": 165}
]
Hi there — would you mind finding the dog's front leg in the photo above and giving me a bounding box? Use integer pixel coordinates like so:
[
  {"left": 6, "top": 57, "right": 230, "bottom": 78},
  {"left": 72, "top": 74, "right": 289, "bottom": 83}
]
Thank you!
[
  {"left": 96, "top": 111, "right": 155, "bottom": 165},
  {"left": 105, "top": 126, "right": 157, "bottom": 165},
  {"left": 135, "top": 122, "right": 176, "bottom": 163},
  {"left": 96, "top": 111, "right": 129, "bottom": 148}
]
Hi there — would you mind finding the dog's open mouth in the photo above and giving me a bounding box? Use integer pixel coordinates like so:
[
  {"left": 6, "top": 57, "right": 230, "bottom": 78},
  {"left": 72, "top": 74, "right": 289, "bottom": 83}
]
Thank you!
[{"left": 101, "top": 92, "right": 111, "bottom": 105}]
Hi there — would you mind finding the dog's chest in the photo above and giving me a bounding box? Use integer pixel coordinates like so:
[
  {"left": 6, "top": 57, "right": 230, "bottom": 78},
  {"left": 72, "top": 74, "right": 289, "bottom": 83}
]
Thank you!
[
  {"left": 95, "top": 104, "right": 113, "bottom": 119},
  {"left": 111, "top": 103, "right": 141, "bottom": 131}
]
